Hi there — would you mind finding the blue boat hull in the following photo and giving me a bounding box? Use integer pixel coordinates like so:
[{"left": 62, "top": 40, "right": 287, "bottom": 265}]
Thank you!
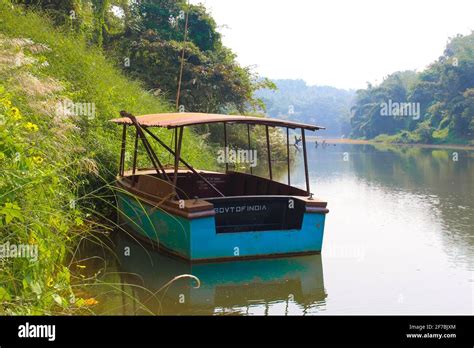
[{"left": 117, "top": 191, "right": 327, "bottom": 262}]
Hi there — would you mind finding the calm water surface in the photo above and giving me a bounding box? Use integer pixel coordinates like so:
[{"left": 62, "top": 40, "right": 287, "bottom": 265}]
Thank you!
[{"left": 87, "top": 144, "right": 473, "bottom": 315}]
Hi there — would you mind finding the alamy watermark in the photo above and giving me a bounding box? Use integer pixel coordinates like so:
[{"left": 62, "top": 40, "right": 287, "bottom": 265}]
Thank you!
[
  {"left": 56, "top": 100, "right": 95, "bottom": 120},
  {"left": 380, "top": 99, "right": 420, "bottom": 120},
  {"left": 0, "top": 242, "right": 38, "bottom": 262},
  {"left": 217, "top": 147, "right": 257, "bottom": 168},
  {"left": 18, "top": 322, "right": 55, "bottom": 341}
]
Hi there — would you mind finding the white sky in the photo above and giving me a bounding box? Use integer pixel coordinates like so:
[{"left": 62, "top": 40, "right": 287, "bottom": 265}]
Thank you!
[{"left": 190, "top": 0, "right": 474, "bottom": 89}]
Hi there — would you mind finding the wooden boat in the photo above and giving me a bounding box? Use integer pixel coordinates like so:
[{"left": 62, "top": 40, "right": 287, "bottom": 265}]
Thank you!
[{"left": 111, "top": 111, "right": 329, "bottom": 262}]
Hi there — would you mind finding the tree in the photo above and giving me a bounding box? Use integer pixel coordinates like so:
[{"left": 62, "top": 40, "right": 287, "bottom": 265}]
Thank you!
[
  {"left": 16, "top": 0, "right": 273, "bottom": 114},
  {"left": 350, "top": 33, "right": 474, "bottom": 144}
]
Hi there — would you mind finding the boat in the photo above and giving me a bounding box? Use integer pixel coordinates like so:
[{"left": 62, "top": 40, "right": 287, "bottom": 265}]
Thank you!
[{"left": 111, "top": 111, "right": 329, "bottom": 262}]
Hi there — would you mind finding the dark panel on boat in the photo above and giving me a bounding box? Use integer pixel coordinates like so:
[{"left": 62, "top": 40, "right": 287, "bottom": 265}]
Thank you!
[
  {"left": 226, "top": 171, "right": 308, "bottom": 197},
  {"left": 257, "top": 180, "right": 268, "bottom": 195},
  {"left": 176, "top": 173, "right": 228, "bottom": 199},
  {"left": 173, "top": 171, "right": 308, "bottom": 199},
  {"left": 207, "top": 196, "right": 305, "bottom": 233},
  {"left": 245, "top": 176, "right": 258, "bottom": 195}
]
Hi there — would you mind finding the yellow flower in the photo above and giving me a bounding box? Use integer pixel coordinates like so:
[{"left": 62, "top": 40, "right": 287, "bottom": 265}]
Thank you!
[
  {"left": 9, "top": 107, "right": 21, "bottom": 120},
  {"left": 1, "top": 99, "right": 12, "bottom": 108},
  {"left": 32, "top": 156, "right": 44, "bottom": 164},
  {"left": 84, "top": 298, "right": 99, "bottom": 306},
  {"left": 28, "top": 233, "right": 37, "bottom": 244},
  {"left": 47, "top": 277, "right": 54, "bottom": 287},
  {"left": 24, "top": 122, "right": 38, "bottom": 132}
]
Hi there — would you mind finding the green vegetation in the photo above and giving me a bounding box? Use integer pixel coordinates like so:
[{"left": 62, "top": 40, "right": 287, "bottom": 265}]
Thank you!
[
  {"left": 15, "top": 0, "right": 273, "bottom": 113},
  {"left": 0, "top": 0, "right": 214, "bottom": 314},
  {"left": 114, "top": 0, "right": 274, "bottom": 113},
  {"left": 351, "top": 34, "right": 474, "bottom": 145}
]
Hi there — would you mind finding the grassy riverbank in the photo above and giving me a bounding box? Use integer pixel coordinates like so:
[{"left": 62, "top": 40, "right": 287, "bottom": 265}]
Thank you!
[{"left": 0, "top": 1, "right": 213, "bottom": 314}]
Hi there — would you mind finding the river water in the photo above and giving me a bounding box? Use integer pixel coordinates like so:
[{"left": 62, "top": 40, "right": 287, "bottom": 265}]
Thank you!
[{"left": 84, "top": 143, "right": 473, "bottom": 315}]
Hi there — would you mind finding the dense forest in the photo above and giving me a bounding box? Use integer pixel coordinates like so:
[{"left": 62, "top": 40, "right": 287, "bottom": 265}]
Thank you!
[
  {"left": 350, "top": 33, "right": 474, "bottom": 145},
  {"left": 256, "top": 79, "right": 355, "bottom": 137}
]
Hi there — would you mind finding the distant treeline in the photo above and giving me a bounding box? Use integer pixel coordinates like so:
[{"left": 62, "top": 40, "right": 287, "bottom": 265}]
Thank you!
[
  {"left": 256, "top": 79, "right": 355, "bottom": 137},
  {"left": 259, "top": 34, "right": 474, "bottom": 145},
  {"left": 350, "top": 33, "right": 474, "bottom": 145}
]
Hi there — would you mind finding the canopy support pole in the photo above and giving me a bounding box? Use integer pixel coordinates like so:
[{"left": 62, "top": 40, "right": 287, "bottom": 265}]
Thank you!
[
  {"left": 265, "top": 125, "right": 272, "bottom": 180},
  {"left": 223, "top": 122, "right": 228, "bottom": 173},
  {"left": 143, "top": 127, "right": 225, "bottom": 197},
  {"left": 121, "top": 111, "right": 170, "bottom": 183},
  {"left": 132, "top": 128, "right": 139, "bottom": 184},
  {"left": 247, "top": 124, "right": 252, "bottom": 175},
  {"left": 139, "top": 128, "right": 169, "bottom": 182},
  {"left": 119, "top": 124, "right": 127, "bottom": 177},
  {"left": 173, "top": 126, "right": 184, "bottom": 194},
  {"left": 301, "top": 128, "right": 310, "bottom": 195},
  {"left": 286, "top": 127, "right": 290, "bottom": 186}
]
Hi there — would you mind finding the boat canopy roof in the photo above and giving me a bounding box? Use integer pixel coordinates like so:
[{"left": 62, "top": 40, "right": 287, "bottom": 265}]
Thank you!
[{"left": 110, "top": 112, "right": 324, "bottom": 131}]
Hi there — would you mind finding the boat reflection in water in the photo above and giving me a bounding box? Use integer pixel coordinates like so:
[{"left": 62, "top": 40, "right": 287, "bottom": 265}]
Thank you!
[{"left": 114, "top": 233, "right": 327, "bottom": 315}]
